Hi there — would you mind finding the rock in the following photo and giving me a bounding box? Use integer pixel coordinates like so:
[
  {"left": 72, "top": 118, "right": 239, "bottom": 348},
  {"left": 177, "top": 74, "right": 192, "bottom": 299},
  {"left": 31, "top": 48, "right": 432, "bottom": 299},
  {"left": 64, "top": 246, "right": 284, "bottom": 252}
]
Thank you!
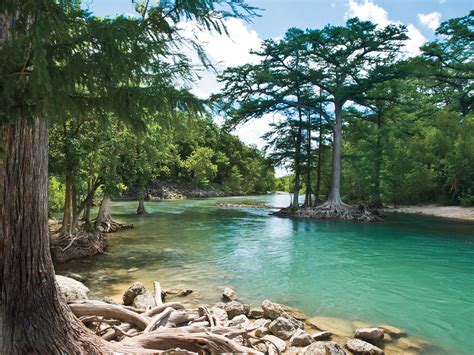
[
  {"left": 222, "top": 287, "right": 237, "bottom": 301},
  {"left": 395, "top": 337, "right": 428, "bottom": 352},
  {"left": 177, "top": 289, "right": 193, "bottom": 297},
  {"left": 221, "top": 301, "right": 250, "bottom": 319},
  {"left": 281, "top": 304, "right": 308, "bottom": 321},
  {"left": 123, "top": 282, "right": 146, "bottom": 306},
  {"left": 127, "top": 267, "right": 139, "bottom": 272},
  {"left": 383, "top": 333, "right": 392, "bottom": 343},
  {"left": 269, "top": 316, "right": 298, "bottom": 340},
  {"left": 305, "top": 341, "right": 347, "bottom": 355},
  {"left": 312, "top": 331, "right": 332, "bottom": 341},
  {"left": 210, "top": 306, "right": 228, "bottom": 323},
  {"left": 132, "top": 291, "right": 156, "bottom": 309},
  {"left": 56, "top": 275, "right": 89, "bottom": 302},
  {"left": 378, "top": 325, "right": 407, "bottom": 339},
  {"left": 228, "top": 314, "right": 250, "bottom": 328},
  {"left": 262, "top": 299, "right": 286, "bottom": 320},
  {"left": 290, "top": 329, "right": 313, "bottom": 347},
  {"left": 354, "top": 328, "right": 384, "bottom": 345},
  {"left": 346, "top": 339, "right": 384, "bottom": 355},
  {"left": 255, "top": 327, "right": 271, "bottom": 338},
  {"left": 254, "top": 318, "right": 271, "bottom": 328},
  {"left": 262, "top": 334, "right": 287, "bottom": 353},
  {"left": 307, "top": 316, "right": 354, "bottom": 338},
  {"left": 62, "top": 272, "right": 85, "bottom": 283},
  {"left": 248, "top": 308, "right": 264, "bottom": 319}
]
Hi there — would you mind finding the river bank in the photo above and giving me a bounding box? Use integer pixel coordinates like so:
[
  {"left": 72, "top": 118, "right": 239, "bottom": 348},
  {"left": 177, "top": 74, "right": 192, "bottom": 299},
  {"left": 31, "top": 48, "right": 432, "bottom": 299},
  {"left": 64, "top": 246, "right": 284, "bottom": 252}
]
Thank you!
[
  {"left": 58, "top": 275, "right": 440, "bottom": 354},
  {"left": 386, "top": 205, "right": 474, "bottom": 221}
]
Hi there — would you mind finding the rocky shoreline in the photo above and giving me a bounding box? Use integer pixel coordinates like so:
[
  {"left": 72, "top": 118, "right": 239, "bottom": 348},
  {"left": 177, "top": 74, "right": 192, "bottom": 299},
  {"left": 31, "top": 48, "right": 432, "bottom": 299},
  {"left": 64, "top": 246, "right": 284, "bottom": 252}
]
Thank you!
[
  {"left": 385, "top": 205, "right": 474, "bottom": 221},
  {"left": 57, "top": 275, "right": 437, "bottom": 354}
]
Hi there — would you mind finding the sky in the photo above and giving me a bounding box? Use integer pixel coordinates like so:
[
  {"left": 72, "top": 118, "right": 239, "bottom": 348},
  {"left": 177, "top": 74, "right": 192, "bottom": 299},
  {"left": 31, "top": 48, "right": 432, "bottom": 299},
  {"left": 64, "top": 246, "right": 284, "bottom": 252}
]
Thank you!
[{"left": 83, "top": 0, "right": 472, "bottom": 173}]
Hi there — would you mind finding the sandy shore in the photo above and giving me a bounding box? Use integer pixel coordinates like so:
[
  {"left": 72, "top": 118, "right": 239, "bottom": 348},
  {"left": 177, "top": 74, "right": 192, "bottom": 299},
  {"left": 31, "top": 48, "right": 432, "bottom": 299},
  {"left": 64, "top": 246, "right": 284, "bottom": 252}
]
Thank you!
[{"left": 387, "top": 205, "right": 474, "bottom": 221}]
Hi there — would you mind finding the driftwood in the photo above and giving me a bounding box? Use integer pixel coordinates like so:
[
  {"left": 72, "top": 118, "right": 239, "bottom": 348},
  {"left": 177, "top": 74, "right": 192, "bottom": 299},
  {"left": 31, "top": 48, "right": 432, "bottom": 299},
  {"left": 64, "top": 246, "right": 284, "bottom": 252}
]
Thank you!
[
  {"left": 70, "top": 301, "right": 149, "bottom": 330},
  {"left": 121, "top": 331, "right": 262, "bottom": 354},
  {"left": 144, "top": 307, "right": 174, "bottom": 333},
  {"left": 144, "top": 302, "right": 185, "bottom": 317},
  {"left": 153, "top": 281, "right": 163, "bottom": 307}
]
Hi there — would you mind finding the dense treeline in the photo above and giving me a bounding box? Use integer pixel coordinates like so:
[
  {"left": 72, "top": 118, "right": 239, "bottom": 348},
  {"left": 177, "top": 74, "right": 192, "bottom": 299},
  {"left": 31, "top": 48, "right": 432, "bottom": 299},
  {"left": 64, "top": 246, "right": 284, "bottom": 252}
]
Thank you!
[
  {"left": 217, "top": 11, "right": 473, "bottom": 213},
  {"left": 48, "top": 114, "right": 276, "bottom": 217}
]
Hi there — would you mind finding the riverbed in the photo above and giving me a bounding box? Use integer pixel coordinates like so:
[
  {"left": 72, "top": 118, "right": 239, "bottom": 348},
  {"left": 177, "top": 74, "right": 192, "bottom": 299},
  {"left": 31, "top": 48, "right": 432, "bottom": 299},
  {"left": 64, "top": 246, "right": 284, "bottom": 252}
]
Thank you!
[{"left": 56, "top": 194, "right": 474, "bottom": 354}]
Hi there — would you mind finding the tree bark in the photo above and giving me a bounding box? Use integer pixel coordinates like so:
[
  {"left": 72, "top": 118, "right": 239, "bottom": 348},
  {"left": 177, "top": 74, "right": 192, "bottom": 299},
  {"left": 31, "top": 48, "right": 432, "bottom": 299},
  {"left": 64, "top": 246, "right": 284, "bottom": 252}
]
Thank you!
[
  {"left": 0, "top": 118, "right": 105, "bottom": 354},
  {"left": 59, "top": 174, "right": 73, "bottom": 235},
  {"left": 371, "top": 112, "right": 383, "bottom": 208},
  {"left": 303, "top": 114, "right": 312, "bottom": 207},
  {"left": 314, "top": 114, "right": 323, "bottom": 206},
  {"left": 326, "top": 103, "right": 344, "bottom": 206},
  {"left": 137, "top": 198, "right": 147, "bottom": 215},
  {"left": 96, "top": 195, "right": 112, "bottom": 227}
]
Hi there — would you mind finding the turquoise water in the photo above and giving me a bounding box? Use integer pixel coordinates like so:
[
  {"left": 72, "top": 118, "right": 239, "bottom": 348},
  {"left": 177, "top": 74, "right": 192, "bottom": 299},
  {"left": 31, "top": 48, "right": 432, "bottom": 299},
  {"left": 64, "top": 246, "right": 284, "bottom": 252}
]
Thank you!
[{"left": 57, "top": 195, "right": 474, "bottom": 354}]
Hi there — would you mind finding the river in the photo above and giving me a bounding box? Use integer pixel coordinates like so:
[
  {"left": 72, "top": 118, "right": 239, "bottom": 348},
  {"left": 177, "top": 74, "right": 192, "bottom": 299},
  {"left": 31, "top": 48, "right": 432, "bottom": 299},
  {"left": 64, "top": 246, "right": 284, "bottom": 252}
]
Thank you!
[{"left": 56, "top": 194, "right": 474, "bottom": 354}]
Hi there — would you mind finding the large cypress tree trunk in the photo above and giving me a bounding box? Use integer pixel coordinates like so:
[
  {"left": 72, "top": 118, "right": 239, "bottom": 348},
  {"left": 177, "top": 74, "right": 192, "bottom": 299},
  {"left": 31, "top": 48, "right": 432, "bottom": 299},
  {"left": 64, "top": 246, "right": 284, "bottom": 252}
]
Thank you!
[
  {"left": 0, "top": 118, "right": 105, "bottom": 354},
  {"left": 371, "top": 113, "right": 383, "bottom": 208},
  {"left": 326, "top": 104, "right": 344, "bottom": 206},
  {"left": 313, "top": 115, "right": 323, "bottom": 206}
]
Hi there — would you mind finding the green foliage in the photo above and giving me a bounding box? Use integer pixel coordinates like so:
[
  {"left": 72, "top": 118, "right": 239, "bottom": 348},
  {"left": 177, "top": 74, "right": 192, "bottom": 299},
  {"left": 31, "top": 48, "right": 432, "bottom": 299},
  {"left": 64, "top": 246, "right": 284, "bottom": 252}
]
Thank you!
[
  {"left": 48, "top": 176, "right": 65, "bottom": 212},
  {"left": 182, "top": 147, "right": 218, "bottom": 185}
]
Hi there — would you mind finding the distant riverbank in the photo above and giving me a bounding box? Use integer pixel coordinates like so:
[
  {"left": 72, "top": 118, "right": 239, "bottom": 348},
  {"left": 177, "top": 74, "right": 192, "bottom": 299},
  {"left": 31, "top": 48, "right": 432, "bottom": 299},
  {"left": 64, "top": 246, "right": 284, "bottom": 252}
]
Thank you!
[{"left": 387, "top": 205, "right": 474, "bottom": 221}]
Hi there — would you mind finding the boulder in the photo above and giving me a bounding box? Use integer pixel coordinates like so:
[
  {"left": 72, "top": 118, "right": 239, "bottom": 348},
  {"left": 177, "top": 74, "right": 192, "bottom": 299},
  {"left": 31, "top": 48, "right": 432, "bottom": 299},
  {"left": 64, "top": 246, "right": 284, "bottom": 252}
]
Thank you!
[
  {"left": 262, "top": 299, "right": 285, "bottom": 320},
  {"left": 254, "top": 318, "right": 271, "bottom": 328},
  {"left": 228, "top": 314, "right": 250, "bottom": 328},
  {"left": 123, "top": 282, "right": 146, "bottom": 306},
  {"left": 269, "top": 316, "right": 298, "bottom": 340},
  {"left": 346, "top": 339, "right": 384, "bottom": 355},
  {"left": 312, "top": 331, "right": 332, "bottom": 341},
  {"left": 281, "top": 304, "right": 307, "bottom": 321},
  {"left": 248, "top": 308, "right": 264, "bottom": 319},
  {"left": 290, "top": 329, "right": 313, "bottom": 347},
  {"left": 255, "top": 327, "right": 271, "bottom": 338},
  {"left": 354, "top": 328, "right": 384, "bottom": 345},
  {"left": 62, "top": 272, "right": 85, "bottom": 283},
  {"left": 378, "top": 325, "right": 407, "bottom": 339},
  {"left": 132, "top": 291, "right": 156, "bottom": 309},
  {"left": 210, "top": 306, "right": 229, "bottom": 324},
  {"left": 305, "top": 341, "right": 347, "bottom": 355},
  {"left": 56, "top": 275, "right": 89, "bottom": 302},
  {"left": 262, "top": 334, "right": 287, "bottom": 353},
  {"left": 222, "top": 287, "right": 237, "bottom": 301},
  {"left": 217, "top": 301, "right": 250, "bottom": 319}
]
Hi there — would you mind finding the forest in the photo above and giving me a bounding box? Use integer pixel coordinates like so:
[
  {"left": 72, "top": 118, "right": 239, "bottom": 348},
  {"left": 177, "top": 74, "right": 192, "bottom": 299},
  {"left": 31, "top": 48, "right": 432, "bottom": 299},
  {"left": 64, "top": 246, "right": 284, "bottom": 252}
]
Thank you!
[{"left": 0, "top": 0, "right": 473, "bottom": 354}]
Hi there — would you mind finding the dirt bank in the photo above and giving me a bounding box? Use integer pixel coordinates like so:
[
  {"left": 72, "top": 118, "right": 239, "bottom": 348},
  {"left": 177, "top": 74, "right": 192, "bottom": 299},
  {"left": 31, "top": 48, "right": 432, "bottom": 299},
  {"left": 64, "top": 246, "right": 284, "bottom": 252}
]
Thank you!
[{"left": 386, "top": 205, "right": 474, "bottom": 221}]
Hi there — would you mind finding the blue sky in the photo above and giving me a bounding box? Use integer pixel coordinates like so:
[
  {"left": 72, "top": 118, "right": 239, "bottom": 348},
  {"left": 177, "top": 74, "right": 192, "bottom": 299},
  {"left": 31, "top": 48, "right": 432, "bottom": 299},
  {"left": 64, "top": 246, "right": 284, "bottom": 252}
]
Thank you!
[{"left": 83, "top": 0, "right": 472, "bottom": 164}]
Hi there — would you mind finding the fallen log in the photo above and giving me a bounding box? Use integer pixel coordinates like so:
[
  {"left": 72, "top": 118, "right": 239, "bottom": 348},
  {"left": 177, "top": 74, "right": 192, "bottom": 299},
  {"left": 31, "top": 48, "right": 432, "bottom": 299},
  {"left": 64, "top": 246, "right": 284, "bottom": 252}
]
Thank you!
[{"left": 70, "top": 301, "right": 149, "bottom": 330}]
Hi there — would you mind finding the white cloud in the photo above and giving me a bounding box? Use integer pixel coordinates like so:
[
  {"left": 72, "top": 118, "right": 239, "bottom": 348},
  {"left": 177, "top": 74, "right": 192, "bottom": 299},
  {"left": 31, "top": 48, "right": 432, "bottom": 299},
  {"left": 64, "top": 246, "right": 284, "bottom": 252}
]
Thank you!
[
  {"left": 180, "top": 19, "right": 276, "bottom": 148},
  {"left": 418, "top": 11, "right": 441, "bottom": 31},
  {"left": 345, "top": 0, "right": 426, "bottom": 56}
]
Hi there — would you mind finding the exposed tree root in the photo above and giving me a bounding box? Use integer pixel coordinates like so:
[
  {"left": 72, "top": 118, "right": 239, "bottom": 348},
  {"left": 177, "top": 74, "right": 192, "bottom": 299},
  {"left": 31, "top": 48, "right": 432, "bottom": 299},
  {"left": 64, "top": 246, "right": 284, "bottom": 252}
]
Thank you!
[
  {"left": 50, "top": 230, "right": 107, "bottom": 263},
  {"left": 273, "top": 201, "right": 383, "bottom": 221},
  {"left": 95, "top": 217, "right": 133, "bottom": 233}
]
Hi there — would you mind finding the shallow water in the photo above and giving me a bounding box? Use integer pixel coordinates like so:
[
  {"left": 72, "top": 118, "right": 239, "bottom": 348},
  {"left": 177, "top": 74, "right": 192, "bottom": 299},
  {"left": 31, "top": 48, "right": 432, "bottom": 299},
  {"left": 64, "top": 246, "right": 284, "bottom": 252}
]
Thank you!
[{"left": 56, "top": 194, "right": 474, "bottom": 354}]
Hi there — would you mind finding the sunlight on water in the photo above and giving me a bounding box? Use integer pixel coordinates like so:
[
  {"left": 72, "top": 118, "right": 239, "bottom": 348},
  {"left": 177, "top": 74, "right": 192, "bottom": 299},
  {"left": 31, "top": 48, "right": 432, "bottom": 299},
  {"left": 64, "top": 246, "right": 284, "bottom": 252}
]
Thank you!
[{"left": 56, "top": 194, "right": 474, "bottom": 354}]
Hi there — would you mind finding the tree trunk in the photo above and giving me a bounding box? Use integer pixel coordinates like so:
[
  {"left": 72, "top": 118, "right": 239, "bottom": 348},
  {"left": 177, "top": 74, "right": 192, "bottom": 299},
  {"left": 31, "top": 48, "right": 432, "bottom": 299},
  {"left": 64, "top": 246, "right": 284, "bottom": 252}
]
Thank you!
[
  {"left": 0, "top": 118, "right": 105, "bottom": 354},
  {"left": 303, "top": 115, "right": 312, "bottom": 207},
  {"left": 326, "top": 104, "right": 344, "bottom": 206},
  {"left": 371, "top": 113, "right": 383, "bottom": 208},
  {"left": 59, "top": 174, "right": 73, "bottom": 235},
  {"left": 137, "top": 197, "right": 147, "bottom": 215},
  {"left": 96, "top": 195, "right": 112, "bottom": 227},
  {"left": 314, "top": 114, "right": 323, "bottom": 206}
]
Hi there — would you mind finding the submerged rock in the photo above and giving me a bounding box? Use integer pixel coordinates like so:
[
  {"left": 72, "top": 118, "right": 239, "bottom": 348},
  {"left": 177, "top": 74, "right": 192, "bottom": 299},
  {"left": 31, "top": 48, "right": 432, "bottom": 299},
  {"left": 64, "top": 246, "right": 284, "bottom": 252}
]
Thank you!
[
  {"left": 122, "top": 281, "right": 146, "bottom": 306},
  {"left": 354, "top": 327, "right": 384, "bottom": 345},
  {"left": 305, "top": 341, "right": 347, "bottom": 355},
  {"left": 56, "top": 275, "right": 89, "bottom": 302},
  {"left": 222, "top": 287, "right": 237, "bottom": 301},
  {"left": 346, "top": 339, "right": 384, "bottom": 355},
  {"left": 269, "top": 316, "right": 298, "bottom": 340},
  {"left": 378, "top": 325, "right": 407, "bottom": 339},
  {"left": 312, "top": 331, "right": 332, "bottom": 341},
  {"left": 290, "top": 329, "right": 314, "bottom": 347},
  {"left": 308, "top": 316, "right": 354, "bottom": 338}
]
